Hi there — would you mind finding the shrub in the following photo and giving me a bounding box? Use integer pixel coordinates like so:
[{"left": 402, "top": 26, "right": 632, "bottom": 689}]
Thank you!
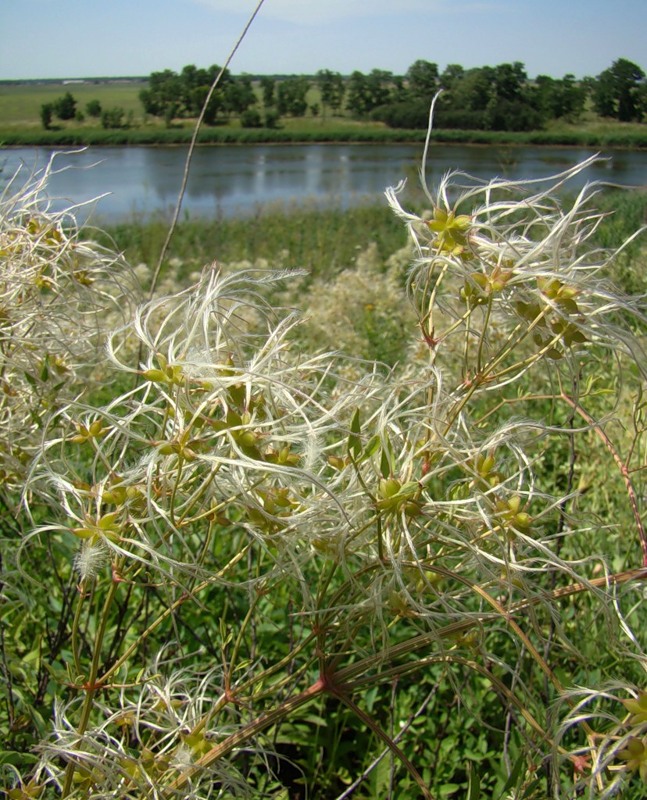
[
  {"left": 39, "top": 103, "right": 53, "bottom": 130},
  {"left": 484, "top": 97, "right": 544, "bottom": 131},
  {"left": 264, "top": 108, "right": 280, "bottom": 129},
  {"left": 433, "top": 107, "right": 487, "bottom": 129},
  {"left": 100, "top": 106, "right": 126, "bottom": 129},
  {"left": 371, "top": 98, "right": 430, "bottom": 128},
  {"left": 85, "top": 99, "right": 102, "bottom": 118},
  {"left": 240, "top": 108, "right": 262, "bottom": 128}
]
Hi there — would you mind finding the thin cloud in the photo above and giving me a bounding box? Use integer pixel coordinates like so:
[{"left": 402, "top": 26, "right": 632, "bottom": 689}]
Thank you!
[{"left": 191, "top": 0, "right": 501, "bottom": 26}]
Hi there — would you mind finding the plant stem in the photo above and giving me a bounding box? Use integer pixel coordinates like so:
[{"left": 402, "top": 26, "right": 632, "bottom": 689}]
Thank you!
[{"left": 62, "top": 576, "right": 120, "bottom": 797}]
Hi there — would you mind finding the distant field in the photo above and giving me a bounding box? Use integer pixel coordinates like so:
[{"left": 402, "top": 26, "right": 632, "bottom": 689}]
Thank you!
[
  {"left": 1, "top": 80, "right": 646, "bottom": 148},
  {"left": 0, "top": 79, "right": 328, "bottom": 128},
  {"left": 0, "top": 81, "right": 147, "bottom": 126}
]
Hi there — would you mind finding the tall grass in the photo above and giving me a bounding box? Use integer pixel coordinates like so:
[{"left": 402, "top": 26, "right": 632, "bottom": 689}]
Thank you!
[
  {"left": 98, "top": 191, "right": 647, "bottom": 293},
  {"left": 3, "top": 125, "right": 647, "bottom": 147},
  {"left": 99, "top": 203, "right": 408, "bottom": 288}
]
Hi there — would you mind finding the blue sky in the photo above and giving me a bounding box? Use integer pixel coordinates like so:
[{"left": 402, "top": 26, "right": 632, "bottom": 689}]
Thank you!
[{"left": 1, "top": 0, "right": 645, "bottom": 80}]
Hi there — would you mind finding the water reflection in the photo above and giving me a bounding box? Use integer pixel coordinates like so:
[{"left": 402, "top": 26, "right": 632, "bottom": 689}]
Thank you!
[{"left": 2, "top": 143, "right": 646, "bottom": 223}]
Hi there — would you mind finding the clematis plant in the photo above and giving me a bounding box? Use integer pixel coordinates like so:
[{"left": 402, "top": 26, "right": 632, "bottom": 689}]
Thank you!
[{"left": 2, "top": 134, "right": 646, "bottom": 799}]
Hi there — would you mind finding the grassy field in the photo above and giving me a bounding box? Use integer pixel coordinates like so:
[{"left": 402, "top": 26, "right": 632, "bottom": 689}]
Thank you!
[{"left": 0, "top": 80, "right": 147, "bottom": 126}]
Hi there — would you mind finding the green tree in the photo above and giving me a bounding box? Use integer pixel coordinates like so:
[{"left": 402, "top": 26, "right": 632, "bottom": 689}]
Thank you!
[
  {"left": 240, "top": 108, "right": 262, "bottom": 128},
  {"left": 163, "top": 101, "right": 179, "bottom": 127},
  {"left": 224, "top": 75, "right": 256, "bottom": 115},
  {"left": 484, "top": 97, "right": 543, "bottom": 131},
  {"left": 405, "top": 59, "right": 439, "bottom": 99},
  {"left": 534, "top": 74, "right": 585, "bottom": 121},
  {"left": 450, "top": 66, "right": 494, "bottom": 111},
  {"left": 593, "top": 58, "right": 645, "bottom": 121},
  {"left": 316, "top": 69, "right": 345, "bottom": 117},
  {"left": 194, "top": 70, "right": 233, "bottom": 125},
  {"left": 264, "top": 108, "right": 280, "bottom": 128},
  {"left": 560, "top": 74, "right": 586, "bottom": 119},
  {"left": 346, "top": 69, "right": 393, "bottom": 117},
  {"left": 276, "top": 76, "right": 310, "bottom": 116},
  {"left": 53, "top": 91, "right": 77, "bottom": 120},
  {"left": 346, "top": 71, "right": 371, "bottom": 116},
  {"left": 140, "top": 69, "right": 182, "bottom": 117},
  {"left": 433, "top": 63, "right": 543, "bottom": 131},
  {"left": 366, "top": 68, "right": 394, "bottom": 108},
  {"left": 260, "top": 76, "right": 275, "bottom": 107},
  {"left": 484, "top": 63, "right": 543, "bottom": 131},
  {"left": 179, "top": 64, "right": 211, "bottom": 114},
  {"left": 434, "top": 66, "right": 494, "bottom": 128},
  {"left": 593, "top": 74, "right": 616, "bottom": 117},
  {"left": 140, "top": 64, "right": 232, "bottom": 123},
  {"left": 491, "top": 61, "right": 527, "bottom": 101},
  {"left": 439, "top": 64, "right": 465, "bottom": 91},
  {"left": 40, "top": 103, "right": 53, "bottom": 130}
]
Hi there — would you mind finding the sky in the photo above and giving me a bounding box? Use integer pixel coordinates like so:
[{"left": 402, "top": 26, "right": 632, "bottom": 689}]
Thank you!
[{"left": 1, "top": 0, "right": 645, "bottom": 81}]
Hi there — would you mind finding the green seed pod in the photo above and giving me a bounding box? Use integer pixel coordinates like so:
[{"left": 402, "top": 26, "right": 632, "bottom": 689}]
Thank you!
[
  {"left": 142, "top": 369, "right": 168, "bottom": 383},
  {"left": 379, "top": 477, "right": 401, "bottom": 499}
]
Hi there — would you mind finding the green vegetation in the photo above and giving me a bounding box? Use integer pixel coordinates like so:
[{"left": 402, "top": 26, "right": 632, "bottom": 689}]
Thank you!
[
  {"left": 1, "top": 147, "right": 647, "bottom": 799},
  {"left": 99, "top": 203, "right": 408, "bottom": 288},
  {"left": 3, "top": 122, "right": 647, "bottom": 148},
  {"left": 98, "top": 191, "right": 647, "bottom": 298},
  {"left": 593, "top": 58, "right": 647, "bottom": 121},
  {"left": 0, "top": 80, "right": 145, "bottom": 124},
  {"left": 1, "top": 57, "right": 646, "bottom": 147}
]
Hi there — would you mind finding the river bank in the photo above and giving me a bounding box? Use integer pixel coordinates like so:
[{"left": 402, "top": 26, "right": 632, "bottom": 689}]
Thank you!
[
  {"left": 98, "top": 191, "right": 647, "bottom": 294},
  {"left": 2, "top": 124, "right": 647, "bottom": 149}
]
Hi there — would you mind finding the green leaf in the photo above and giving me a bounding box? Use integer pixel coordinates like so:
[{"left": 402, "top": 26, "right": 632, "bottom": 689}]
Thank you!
[
  {"left": 348, "top": 407, "right": 362, "bottom": 459},
  {"left": 0, "top": 750, "right": 39, "bottom": 766},
  {"left": 380, "top": 447, "right": 390, "bottom": 478},
  {"left": 495, "top": 753, "right": 525, "bottom": 799},
  {"left": 382, "top": 432, "right": 396, "bottom": 475},
  {"left": 40, "top": 355, "right": 49, "bottom": 382},
  {"left": 363, "top": 434, "right": 381, "bottom": 459},
  {"left": 23, "top": 371, "right": 37, "bottom": 389},
  {"left": 520, "top": 778, "right": 542, "bottom": 799},
  {"left": 467, "top": 761, "right": 481, "bottom": 800}
]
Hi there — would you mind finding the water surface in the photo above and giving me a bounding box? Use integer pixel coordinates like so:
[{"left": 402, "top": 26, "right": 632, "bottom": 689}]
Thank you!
[{"left": 2, "top": 143, "right": 646, "bottom": 223}]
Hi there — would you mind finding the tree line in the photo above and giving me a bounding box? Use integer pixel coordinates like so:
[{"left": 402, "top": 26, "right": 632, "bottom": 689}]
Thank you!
[
  {"left": 138, "top": 58, "right": 646, "bottom": 131},
  {"left": 41, "top": 58, "right": 646, "bottom": 132}
]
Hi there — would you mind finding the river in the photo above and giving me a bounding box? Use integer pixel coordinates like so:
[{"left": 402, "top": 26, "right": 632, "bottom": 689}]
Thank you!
[{"left": 2, "top": 143, "right": 646, "bottom": 223}]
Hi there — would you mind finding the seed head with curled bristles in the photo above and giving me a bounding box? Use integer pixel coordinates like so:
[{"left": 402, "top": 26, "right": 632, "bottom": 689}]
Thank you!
[
  {"left": 25, "top": 265, "right": 395, "bottom": 592},
  {"left": 385, "top": 150, "right": 647, "bottom": 393},
  {"left": 0, "top": 154, "right": 140, "bottom": 500}
]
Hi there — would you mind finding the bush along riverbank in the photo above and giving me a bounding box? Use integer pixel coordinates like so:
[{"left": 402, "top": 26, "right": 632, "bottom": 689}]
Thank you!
[{"left": 2, "top": 124, "right": 647, "bottom": 148}]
